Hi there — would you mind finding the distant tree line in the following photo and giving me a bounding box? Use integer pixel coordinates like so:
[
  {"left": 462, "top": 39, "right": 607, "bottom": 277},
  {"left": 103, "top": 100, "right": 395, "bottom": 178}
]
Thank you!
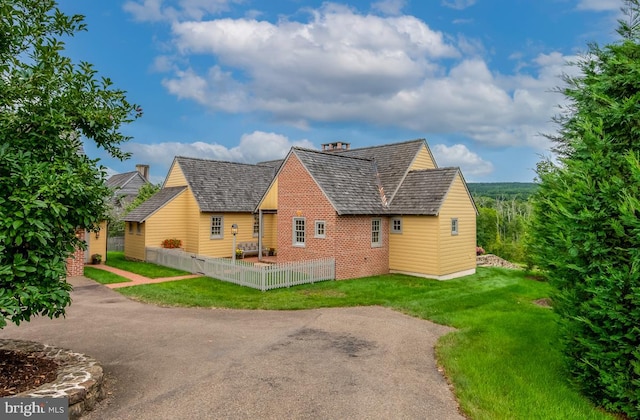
[{"left": 470, "top": 183, "right": 535, "bottom": 263}]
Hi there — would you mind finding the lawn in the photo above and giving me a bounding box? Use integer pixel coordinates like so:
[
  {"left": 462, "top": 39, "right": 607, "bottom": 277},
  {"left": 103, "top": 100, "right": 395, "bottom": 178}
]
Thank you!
[
  {"left": 83, "top": 266, "right": 131, "bottom": 285},
  {"left": 106, "top": 251, "right": 190, "bottom": 278},
  {"left": 116, "top": 267, "right": 616, "bottom": 419}
]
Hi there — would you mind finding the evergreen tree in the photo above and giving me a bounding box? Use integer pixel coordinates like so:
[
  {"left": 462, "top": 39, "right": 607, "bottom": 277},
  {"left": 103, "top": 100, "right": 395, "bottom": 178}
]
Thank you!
[{"left": 528, "top": 1, "right": 640, "bottom": 416}]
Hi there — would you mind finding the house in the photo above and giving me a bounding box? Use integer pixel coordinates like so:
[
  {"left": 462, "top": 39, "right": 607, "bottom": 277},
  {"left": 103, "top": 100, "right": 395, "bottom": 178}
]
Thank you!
[
  {"left": 257, "top": 139, "right": 477, "bottom": 280},
  {"left": 124, "top": 139, "right": 477, "bottom": 280},
  {"left": 123, "top": 157, "right": 278, "bottom": 261},
  {"left": 107, "top": 164, "right": 150, "bottom": 208}
]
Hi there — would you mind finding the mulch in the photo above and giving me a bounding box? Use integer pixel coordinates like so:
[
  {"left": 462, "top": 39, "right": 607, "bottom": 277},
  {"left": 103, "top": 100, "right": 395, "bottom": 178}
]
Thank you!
[{"left": 0, "top": 349, "right": 59, "bottom": 397}]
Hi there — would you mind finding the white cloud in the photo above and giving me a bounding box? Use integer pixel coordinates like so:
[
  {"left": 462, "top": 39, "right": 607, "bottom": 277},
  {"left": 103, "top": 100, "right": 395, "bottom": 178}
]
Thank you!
[
  {"left": 144, "top": 4, "right": 580, "bottom": 150},
  {"left": 123, "top": 0, "right": 240, "bottom": 22},
  {"left": 431, "top": 144, "right": 494, "bottom": 177},
  {"left": 122, "top": 131, "right": 314, "bottom": 174},
  {"left": 441, "top": 0, "right": 476, "bottom": 10},
  {"left": 576, "top": 0, "right": 620, "bottom": 12},
  {"left": 372, "top": 0, "right": 406, "bottom": 16}
]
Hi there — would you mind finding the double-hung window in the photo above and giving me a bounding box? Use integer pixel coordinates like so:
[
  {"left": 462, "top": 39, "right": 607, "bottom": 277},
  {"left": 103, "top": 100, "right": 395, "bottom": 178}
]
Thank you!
[
  {"left": 253, "top": 214, "right": 260, "bottom": 237},
  {"left": 293, "top": 218, "right": 305, "bottom": 246},
  {"left": 315, "top": 220, "right": 326, "bottom": 238},
  {"left": 210, "top": 215, "right": 224, "bottom": 239},
  {"left": 391, "top": 217, "right": 402, "bottom": 234},
  {"left": 371, "top": 218, "right": 382, "bottom": 247},
  {"left": 451, "top": 218, "right": 459, "bottom": 236}
]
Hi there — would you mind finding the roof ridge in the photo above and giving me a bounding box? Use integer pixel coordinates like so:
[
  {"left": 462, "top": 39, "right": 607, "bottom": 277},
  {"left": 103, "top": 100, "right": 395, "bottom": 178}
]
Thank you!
[
  {"left": 176, "top": 155, "right": 273, "bottom": 168},
  {"left": 292, "top": 147, "right": 374, "bottom": 162},
  {"left": 340, "top": 138, "right": 425, "bottom": 153}
]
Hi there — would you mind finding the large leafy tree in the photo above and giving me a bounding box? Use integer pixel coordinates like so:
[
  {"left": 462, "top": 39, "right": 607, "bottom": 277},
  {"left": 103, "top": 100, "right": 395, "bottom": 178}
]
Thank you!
[
  {"left": 528, "top": 1, "right": 640, "bottom": 416},
  {"left": 0, "top": 1, "right": 141, "bottom": 327}
]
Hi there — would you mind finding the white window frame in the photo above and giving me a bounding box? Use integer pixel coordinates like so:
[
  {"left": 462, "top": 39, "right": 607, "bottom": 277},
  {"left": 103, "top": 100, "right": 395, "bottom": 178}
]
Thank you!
[
  {"left": 371, "top": 218, "right": 382, "bottom": 247},
  {"left": 451, "top": 218, "right": 459, "bottom": 236},
  {"left": 210, "top": 215, "right": 224, "bottom": 239},
  {"left": 315, "top": 220, "right": 326, "bottom": 238},
  {"left": 293, "top": 217, "right": 306, "bottom": 247},
  {"left": 391, "top": 217, "right": 402, "bottom": 234}
]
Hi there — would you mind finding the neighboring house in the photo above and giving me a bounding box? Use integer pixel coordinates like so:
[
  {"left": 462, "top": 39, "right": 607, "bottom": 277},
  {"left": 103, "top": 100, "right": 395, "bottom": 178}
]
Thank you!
[
  {"left": 123, "top": 157, "right": 277, "bottom": 261},
  {"left": 124, "top": 139, "right": 477, "bottom": 280},
  {"left": 107, "top": 164, "right": 150, "bottom": 208}
]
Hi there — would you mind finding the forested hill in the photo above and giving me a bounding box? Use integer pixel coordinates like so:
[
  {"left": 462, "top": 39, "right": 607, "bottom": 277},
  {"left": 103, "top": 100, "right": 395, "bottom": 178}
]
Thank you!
[{"left": 467, "top": 182, "right": 538, "bottom": 200}]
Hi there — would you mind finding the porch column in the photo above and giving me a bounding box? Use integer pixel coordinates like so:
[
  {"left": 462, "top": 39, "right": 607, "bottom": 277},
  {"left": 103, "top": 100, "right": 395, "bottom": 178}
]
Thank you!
[{"left": 258, "top": 209, "right": 263, "bottom": 262}]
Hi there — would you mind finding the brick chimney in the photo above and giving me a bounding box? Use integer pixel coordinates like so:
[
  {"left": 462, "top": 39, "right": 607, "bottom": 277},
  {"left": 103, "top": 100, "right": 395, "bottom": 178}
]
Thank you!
[
  {"left": 321, "top": 142, "right": 350, "bottom": 152},
  {"left": 136, "top": 164, "right": 149, "bottom": 180}
]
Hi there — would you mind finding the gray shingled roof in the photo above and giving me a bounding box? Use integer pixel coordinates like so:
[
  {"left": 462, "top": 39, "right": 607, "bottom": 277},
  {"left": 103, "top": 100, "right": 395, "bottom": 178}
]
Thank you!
[
  {"left": 107, "top": 171, "right": 139, "bottom": 190},
  {"left": 337, "top": 139, "right": 426, "bottom": 201},
  {"left": 389, "top": 168, "right": 459, "bottom": 215},
  {"left": 293, "top": 149, "right": 387, "bottom": 215},
  {"left": 124, "top": 186, "right": 187, "bottom": 223},
  {"left": 175, "top": 157, "right": 276, "bottom": 213}
]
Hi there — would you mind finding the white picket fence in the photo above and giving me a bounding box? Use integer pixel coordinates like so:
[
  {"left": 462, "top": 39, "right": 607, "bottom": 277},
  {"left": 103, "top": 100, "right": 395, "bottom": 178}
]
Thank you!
[{"left": 145, "top": 247, "right": 335, "bottom": 291}]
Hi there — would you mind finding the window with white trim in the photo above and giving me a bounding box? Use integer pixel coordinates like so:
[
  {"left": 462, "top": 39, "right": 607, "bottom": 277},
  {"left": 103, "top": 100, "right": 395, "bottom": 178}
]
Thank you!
[
  {"left": 253, "top": 214, "right": 260, "bottom": 237},
  {"left": 293, "top": 217, "right": 305, "bottom": 246},
  {"left": 371, "top": 218, "right": 382, "bottom": 247},
  {"left": 315, "top": 220, "right": 326, "bottom": 238},
  {"left": 210, "top": 215, "right": 224, "bottom": 239},
  {"left": 451, "top": 218, "right": 459, "bottom": 236},
  {"left": 391, "top": 217, "right": 402, "bottom": 234}
]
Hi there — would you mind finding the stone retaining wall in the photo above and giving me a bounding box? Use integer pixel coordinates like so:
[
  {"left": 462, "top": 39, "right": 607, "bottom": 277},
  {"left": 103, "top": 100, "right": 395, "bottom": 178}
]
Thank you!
[{"left": 0, "top": 339, "right": 104, "bottom": 419}]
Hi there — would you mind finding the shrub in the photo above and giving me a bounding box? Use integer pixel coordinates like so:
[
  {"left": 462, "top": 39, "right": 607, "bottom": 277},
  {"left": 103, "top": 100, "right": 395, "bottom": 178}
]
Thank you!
[{"left": 161, "top": 238, "right": 182, "bottom": 249}]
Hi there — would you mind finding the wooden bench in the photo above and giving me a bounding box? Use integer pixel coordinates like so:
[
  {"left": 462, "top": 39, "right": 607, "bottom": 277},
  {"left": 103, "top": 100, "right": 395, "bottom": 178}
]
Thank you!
[{"left": 237, "top": 241, "right": 268, "bottom": 258}]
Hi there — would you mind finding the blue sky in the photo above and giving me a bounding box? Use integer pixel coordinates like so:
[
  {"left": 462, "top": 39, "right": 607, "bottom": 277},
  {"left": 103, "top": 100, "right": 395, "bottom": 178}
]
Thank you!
[{"left": 56, "top": 0, "right": 624, "bottom": 184}]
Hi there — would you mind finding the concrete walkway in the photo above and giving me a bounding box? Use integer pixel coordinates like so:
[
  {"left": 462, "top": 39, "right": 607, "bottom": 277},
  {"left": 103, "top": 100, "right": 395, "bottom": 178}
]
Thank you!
[
  {"left": 89, "top": 263, "right": 201, "bottom": 289},
  {"left": 0, "top": 277, "right": 465, "bottom": 420}
]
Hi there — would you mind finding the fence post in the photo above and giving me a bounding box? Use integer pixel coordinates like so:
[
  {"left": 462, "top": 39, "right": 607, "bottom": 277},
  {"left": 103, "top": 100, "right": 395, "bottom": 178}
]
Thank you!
[{"left": 261, "top": 266, "right": 266, "bottom": 292}]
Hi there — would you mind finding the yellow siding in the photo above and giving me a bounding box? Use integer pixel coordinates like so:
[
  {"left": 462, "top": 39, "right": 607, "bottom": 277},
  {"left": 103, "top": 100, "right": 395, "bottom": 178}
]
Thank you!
[
  {"left": 124, "top": 222, "right": 146, "bottom": 261},
  {"left": 409, "top": 144, "right": 437, "bottom": 170},
  {"left": 164, "top": 162, "right": 188, "bottom": 187},
  {"left": 261, "top": 213, "right": 278, "bottom": 250},
  {"left": 259, "top": 179, "right": 278, "bottom": 210},
  {"left": 437, "top": 175, "right": 477, "bottom": 275},
  {"left": 145, "top": 190, "right": 190, "bottom": 250},
  {"left": 184, "top": 191, "right": 202, "bottom": 254},
  {"left": 88, "top": 221, "right": 108, "bottom": 262},
  {"left": 197, "top": 213, "right": 258, "bottom": 258},
  {"left": 388, "top": 216, "right": 439, "bottom": 275}
]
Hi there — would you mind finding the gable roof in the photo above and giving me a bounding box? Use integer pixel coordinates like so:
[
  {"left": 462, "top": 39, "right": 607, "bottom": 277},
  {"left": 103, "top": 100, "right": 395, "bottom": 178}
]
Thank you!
[
  {"left": 175, "top": 156, "right": 277, "bottom": 213},
  {"left": 124, "top": 186, "right": 187, "bottom": 223},
  {"left": 389, "top": 168, "right": 459, "bottom": 215},
  {"left": 107, "top": 171, "right": 145, "bottom": 190},
  {"left": 336, "top": 139, "right": 427, "bottom": 201},
  {"left": 292, "top": 148, "right": 386, "bottom": 215}
]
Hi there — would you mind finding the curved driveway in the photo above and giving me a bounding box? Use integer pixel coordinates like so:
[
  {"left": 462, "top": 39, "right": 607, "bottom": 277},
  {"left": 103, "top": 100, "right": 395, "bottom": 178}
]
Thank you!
[{"left": 0, "top": 277, "right": 464, "bottom": 419}]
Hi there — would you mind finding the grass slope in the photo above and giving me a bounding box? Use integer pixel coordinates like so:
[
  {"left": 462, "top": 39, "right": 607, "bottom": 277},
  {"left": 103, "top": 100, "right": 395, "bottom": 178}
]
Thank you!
[{"left": 117, "top": 267, "right": 614, "bottom": 419}]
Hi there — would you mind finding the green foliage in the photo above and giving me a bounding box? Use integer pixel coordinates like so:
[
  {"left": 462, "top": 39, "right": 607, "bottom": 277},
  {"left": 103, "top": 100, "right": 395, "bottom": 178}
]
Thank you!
[
  {"left": 529, "top": 2, "right": 640, "bottom": 416},
  {"left": 124, "top": 182, "right": 160, "bottom": 214},
  {"left": 468, "top": 182, "right": 538, "bottom": 200},
  {"left": 0, "top": 1, "right": 140, "bottom": 328},
  {"left": 474, "top": 196, "right": 531, "bottom": 262}
]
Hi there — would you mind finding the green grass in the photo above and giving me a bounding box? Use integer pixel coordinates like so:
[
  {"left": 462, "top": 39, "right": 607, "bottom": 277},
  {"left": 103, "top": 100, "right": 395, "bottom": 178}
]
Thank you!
[
  {"left": 106, "top": 251, "right": 190, "bottom": 278},
  {"left": 116, "top": 267, "right": 616, "bottom": 419},
  {"left": 83, "top": 266, "right": 131, "bottom": 285}
]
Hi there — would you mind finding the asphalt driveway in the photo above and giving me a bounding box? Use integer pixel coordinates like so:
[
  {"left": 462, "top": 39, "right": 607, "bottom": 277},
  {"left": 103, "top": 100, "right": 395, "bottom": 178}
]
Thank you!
[{"left": 0, "top": 277, "right": 464, "bottom": 419}]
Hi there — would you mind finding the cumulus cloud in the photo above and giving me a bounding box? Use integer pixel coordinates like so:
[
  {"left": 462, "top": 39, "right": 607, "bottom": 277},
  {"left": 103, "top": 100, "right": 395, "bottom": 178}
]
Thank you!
[
  {"left": 122, "top": 131, "right": 314, "bottom": 172},
  {"left": 432, "top": 144, "right": 494, "bottom": 178},
  {"left": 138, "top": 3, "right": 578, "bottom": 150},
  {"left": 372, "top": 0, "right": 406, "bottom": 16}
]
